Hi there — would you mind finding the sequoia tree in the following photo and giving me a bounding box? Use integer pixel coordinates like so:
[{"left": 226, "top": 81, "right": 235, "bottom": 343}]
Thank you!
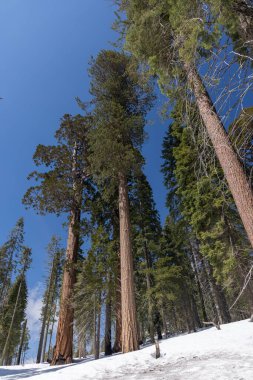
[
  {"left": 116, "top": 0, "right": 253, "bottom": 250},
  {"left": 88, "top": 50, "right": 154, "bottom": 352},
  {"left": 23, "top": 113, "right": 92, "bottom": 364}
]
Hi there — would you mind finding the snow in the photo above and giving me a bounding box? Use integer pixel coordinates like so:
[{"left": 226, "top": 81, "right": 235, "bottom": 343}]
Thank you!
[{"left": 1, "top": 319, "right": 253, "bottom": 379}]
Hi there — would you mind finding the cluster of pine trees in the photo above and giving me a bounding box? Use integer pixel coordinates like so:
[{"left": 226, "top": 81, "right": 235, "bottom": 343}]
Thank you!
[
  {"left": 1, "top": 0, "right": 253, "bottom": 366},
  {"left": 0, "top": 218, "right": 31, "bottom": 365}
]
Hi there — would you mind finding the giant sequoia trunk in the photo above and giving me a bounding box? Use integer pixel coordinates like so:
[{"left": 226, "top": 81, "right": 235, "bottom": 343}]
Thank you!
[
  {"left": 185, "top": 63, "right": 253, "bottom": 250},
  {"left": 118, "top": 172, "right": 139, "bottom": 353},
  {"left": 51, "top": 207, "right": 80, "bottom": 365}
]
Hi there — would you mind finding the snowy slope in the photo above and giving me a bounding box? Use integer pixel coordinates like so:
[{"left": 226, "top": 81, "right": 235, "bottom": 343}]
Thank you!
[{"left": 1, "top": 319, "right": 253, "bottom": 380}]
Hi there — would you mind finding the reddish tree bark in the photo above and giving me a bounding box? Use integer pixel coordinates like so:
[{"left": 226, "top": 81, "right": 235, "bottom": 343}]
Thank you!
[
  {"left": 51, "top": 208, "right": 80, "bottom": 365},
  {"left": 118, "top": 172, "right": 139, "bottom": 353},
  {"left": 185, "top": 63, "right": 253, "bottom": 250},
  {"left": 113, "top": 261, "right": 122, "bottom": 353}
]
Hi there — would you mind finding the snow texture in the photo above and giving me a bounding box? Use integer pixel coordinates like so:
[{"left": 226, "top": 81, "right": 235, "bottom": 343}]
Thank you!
[{"left": 0, "top": 319, "right": 252, "bottom": 379}]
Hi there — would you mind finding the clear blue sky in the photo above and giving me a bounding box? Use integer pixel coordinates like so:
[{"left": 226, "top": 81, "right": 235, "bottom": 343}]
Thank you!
[{"left": 0, "top": 0, "right": 167, "bottom": 358}]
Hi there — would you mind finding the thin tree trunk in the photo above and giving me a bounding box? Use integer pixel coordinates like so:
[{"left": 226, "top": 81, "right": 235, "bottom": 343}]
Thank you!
[
  {"left": 118, "top": 172, "right": 139, "bottom": 353},
  {"left": 161, "top": 307, "right": 167, "bottom": 337},
  {"left": 51, "top": 207, "right": 80, "bottom": 365},
  {"left": 94, "top": 293, "right": 101, "bottom": 360},
  {"left": 185, "top": 63, "right": 253, "bottom": 250},
  {"left": 190, "top": 242, "right": 208, "bottom": 321},
  {"left": 93, "top": 295, "right": 97, "bottom": 359},
  {"left": 192, "top": 241, "right": 217, "bottom": 320},
  {"left": 78, "top": 331, "right": 86, "bottom": 359},
  {"left": 37, "top": 260, "right": 56, "bottom": 364},
  {"left": 47, "top": 304, "right": 56, "bottom": 362},
  {"left": 204, "top": 259, "right": 231, "bottom": 324},
  {"left": 41, "top": 318, "right": 50, "bottom": 362},
  {"left": 144, "top": 240, "right": 155, "bottom": 343},
  {"left": 104, "top": 284, "right": 112, "bottom": 356},
  {"left": 17, "top": 319, "right": 27, "bottom": 365},
  {"left": 190, "top": 294, "right": 202, "bottom": 329},
  {"left": 113, "top": 261, "right": 122, "bottom": 353}
]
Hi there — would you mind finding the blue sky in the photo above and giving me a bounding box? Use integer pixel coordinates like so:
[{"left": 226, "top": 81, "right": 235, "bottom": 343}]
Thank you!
[{"left": 0, "top": 0, "right": 167, "bottom": 358}]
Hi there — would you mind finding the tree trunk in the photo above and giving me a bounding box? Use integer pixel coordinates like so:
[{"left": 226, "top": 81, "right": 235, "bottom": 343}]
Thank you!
[
  {"left": 118, "top": 172, "right": 139, "bottom": 353},
  {"left": 51, "top": 207, "right": 80, "bottom": 365},
  {"left": 47, "top": 304, "right": 56, "bottom": 362},
  {"left": 37, "top": 257, "right": 57, "bottom": 363},
  {"left": 190, "top": 294, "right": 202, "bottom": 329},
  {"left": 161, "top": 307, "right": 167, "bottom": 338},
  {"left": 41, "top": 318, "right": 50, "bottom": 362},
  {"left": 94, "top": 294, "right": 101, "bottom": 360},
  {"left": 36, "top": 311, "right": 47, "bottom": 363},
  {"left": 17, "top": 319, "right": 27, "bottom": 365},
  {"left": 185, "top": 63, "right": 253, "bottom": 250},
  {"left": 191, "top": 240, "right": 217, "bottom": 321},
  {"left": 113, "top": 263, "right": 122, "bottom": 353},
  {"left": 104, "top": 285, "right": 112, "bottom": 356},
  {"left": 204, "top": 259, "right": 231, "bottom": 324},
  {"left": 144, "top": 241, "right": 155, "bottom": 343},
  {"left": 78, "top": 332, "right": 86, "bottom": 359},
  {"left": 190, "top": 241, "right": 208, "bottom": 321}
]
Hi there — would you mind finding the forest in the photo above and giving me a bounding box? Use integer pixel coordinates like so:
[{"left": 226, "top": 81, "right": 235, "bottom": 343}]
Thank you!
[{"left": 0, "top": 0, "right": 253, "bottom": 376}]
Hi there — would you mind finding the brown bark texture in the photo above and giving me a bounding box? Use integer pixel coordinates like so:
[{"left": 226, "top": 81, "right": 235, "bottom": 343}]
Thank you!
[
  {"left": 118, "top": 172, "right": 139, "bottom": 353},
  {"left": 51, "top": 208, "right": 80, "bottom": 365},
  {"left": 185, "top": 63, "right": 253, "bottom": 250},
  {"left": 113, "top": 264, "right": 122, "bottom": 353}
]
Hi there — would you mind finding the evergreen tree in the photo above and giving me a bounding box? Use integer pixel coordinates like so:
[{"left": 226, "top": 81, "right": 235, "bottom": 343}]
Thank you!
[
  {"left": 23, "top": 113, "right": 92, "bottom": 364},
  {"left": 161, "top": 105, "right": 253, "bottom": 322},
  {"left": 36, "top": 236, "right": 64, "bottom": 363},
  {"left": 130, "top": 172, "right": 162, "bottom": 342},
  {"left": 0, "top": 247, "right": 31, "bottom": 365},
  {"left": 88, "top": 50, "right": 154, "bottom": 353},
  {"left": 115, "top": 0, "right": 253, "bottom": 251},
  {"left": 74, "top": 226, "right": 109, "bottom": 359},
  {"left": 0, "top": 218, "right": 25, "bottom": 307}
]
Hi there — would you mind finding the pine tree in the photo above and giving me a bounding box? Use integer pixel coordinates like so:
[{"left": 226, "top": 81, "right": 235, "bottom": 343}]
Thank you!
[
  {"left": 0, "top": 218, "right": 25, "bottom": 307},
  {"left": 23, "top": 113, "right": 92, "bottom": 364},
  {"left": 115, "top": 0, "right": 253, "bottom": 251},
  {"left": 88, "top": 50, "right": 154, "bottom": 353},
  {"left": 161, "top": 105, "right": 252, "bottom": 322},
  {"left": 0, "top": 247, "right": 31, "bottom": 365},
  {"left": 130, "top": 172, "right": 162, "bottom": 343},
  {"left": 36, "top": 236, "right": 64, "bottom": 363},
  {"left": 74, "top": 226, "right": 109, "bottom": 360}
]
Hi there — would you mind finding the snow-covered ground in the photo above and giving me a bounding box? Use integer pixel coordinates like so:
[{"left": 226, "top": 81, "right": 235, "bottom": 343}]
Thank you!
[{"left": 1, "top": 319, "right": 253, "bottom": 380}]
